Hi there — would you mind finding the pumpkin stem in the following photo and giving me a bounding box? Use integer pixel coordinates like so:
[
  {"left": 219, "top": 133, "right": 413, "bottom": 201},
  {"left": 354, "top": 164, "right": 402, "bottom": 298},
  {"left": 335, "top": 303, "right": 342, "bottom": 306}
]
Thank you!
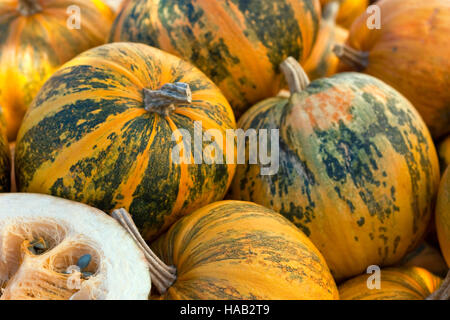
[
  {"left": 143, "top": 82, "right": 192, "bottom": 117},
  {"left": 323, "top": 1, "right": 340, "bottom": 22},
  {"left": 111, "top": 208, "right": 177, "bottom": 294},
  {"left": 426, "top": 269, "right": 450, "bottom": 300},
  {"left": 333, "top": 44, "right": 369, "bottom": 71},
  {"left": 280, "top": 57, "right": 310, "bottom": 94},
  {"left": 17, "top": 0, "right": 42, "bottom": 16}
]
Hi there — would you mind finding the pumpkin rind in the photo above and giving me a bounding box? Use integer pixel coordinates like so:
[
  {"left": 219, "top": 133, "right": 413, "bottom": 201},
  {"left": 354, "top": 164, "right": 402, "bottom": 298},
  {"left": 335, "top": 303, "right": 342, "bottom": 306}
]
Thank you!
[
  {"left": 109, "top": 0, "right": 321, "bottom": 116},
  {"left": 152, "top": 200, "right": 339, "bottom": 300},
  {"left": 397, "top": 242, "right": 448, "bottom": 277},
  {"left": 339, "top": 266, "right": 442, "bottom": 300},
  {"left": 0, "top": 0, "right": 114, "bottom": 141},
  {"left": 15, "top": 42, "right": 236, "bottom": 241},
  {"left": 438, "top": 136, "right": 450, "bottom": 174},
  {"left": 0, "top": 107, "right": 10, "bottom": 192},
  {"left": 338, "top": 0, "right": 450, "bottom": 138},
  {"left": 232, "top": 71, "right": 440, "bottom": 280},
  {"left": 436, "top": 167, "right": 450, "bottom": 267}
]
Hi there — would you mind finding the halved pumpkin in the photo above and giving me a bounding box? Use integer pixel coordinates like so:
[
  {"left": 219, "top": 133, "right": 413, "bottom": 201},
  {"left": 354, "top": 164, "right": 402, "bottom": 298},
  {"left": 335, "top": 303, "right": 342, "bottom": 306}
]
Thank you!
[{"left": 0, "top": 193, "right": 150, "bottom": 300}]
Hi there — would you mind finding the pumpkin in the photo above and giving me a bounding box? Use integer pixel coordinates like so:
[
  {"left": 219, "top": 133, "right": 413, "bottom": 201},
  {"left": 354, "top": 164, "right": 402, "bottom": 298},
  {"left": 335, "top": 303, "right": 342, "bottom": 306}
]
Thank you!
[
  {"left": 231, "top": 57, "right": 440, "bottom": 281},
  {"left": 397, "top": 242, "right": 448, "bottom": 277},
  {"left": 0, "top": 193, "right": 150, "bottom": 300},
  {"left": 303, "top": 1, "right": 349, "bottom": 80},
  {"left": 334, "top": 0, "right": 450, "bottom": 139},
  {"left": 109, "top": 0, "right": 321, "bottom": 116},
  {"left": 0, "top": 107, "right": 10, "bottom": 192},
  {"left": 339, "top": 267, "right": 443, "bottom": 300},
  {"left": 112, "top": 201, "right": 339, "bottom": 299},
  {"left": 320, "top": 0, "right": 368, "bottom": 29},
  {"left": 438, "top": 136, "right": 450, "bottom": 173},
  {"left": 436, "top": 167, "right": 450, "bottom": 267},
  {"left": 15, "top": 42, "right": 237, "bottom": 241},
  {"left": 0, "top": 0, "right": 114, "bottom": 141}
]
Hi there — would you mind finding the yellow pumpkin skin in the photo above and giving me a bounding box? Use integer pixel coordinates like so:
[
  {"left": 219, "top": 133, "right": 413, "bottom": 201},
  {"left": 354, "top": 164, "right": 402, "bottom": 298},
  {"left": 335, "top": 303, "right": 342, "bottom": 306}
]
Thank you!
[
  {"left": 339, "top": 267, "right": 442, "bottom": 300},
  {"left": 397, "top": 242, "right": 448, "bottom": 277},
  {"left": 436, "top": 167, "right": 450, "bottom": 267},
  {"left": 15, "top": 42, "right": 236, "bottom": 241},
  {"left": 0, "top": 0, "right": 114, "bottom": 141},
  {"left": 337, "top": 0, "right": 450, "bottom": 139},
  {"left": 152, "top": 201, "right": 339, "bottom": 300},
  {"left": 109, "top": 0, "right": 321, "bottom": 117},
  {"left": 303, "top": 2, "right": 349, "bottom": 80},
  {"left": 438, "top": 136, "right": 450, "bottom": 173},
  {"left": 320, "top": 0, "right": 368, "bottom": 29},
  {"left": 0, "top": 107, "right": 10, "bottom": 192}
]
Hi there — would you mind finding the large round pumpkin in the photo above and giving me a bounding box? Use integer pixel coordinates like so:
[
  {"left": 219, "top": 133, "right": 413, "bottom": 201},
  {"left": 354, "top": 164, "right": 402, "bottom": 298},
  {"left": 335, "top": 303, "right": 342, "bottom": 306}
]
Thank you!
[
  {"left": 0, "top": 107, "right": 10, "bottom": 192},
  {"left": 436, "top": 167, "right": 450, "bottom": 267},
  {"left": 0, "top": 0, "right": 114, "bottom": 141},
  {"left": 320, "top": 0, "right": 368, "bottom": 29},
  {"left": 109, "top": 0, "right": 321, "bottom": 116},
  {"left": 303, "top": 1, "right": 349, "bottom": 80},
  {"left": 15, "top": 42, "right": 237, "bottom": 241},
  {"left": 130, "top": 201, "right": 338, "bottom": 299},
  {"left": 339, "top": 267, "right": 442, "bottom": 300},
  {"left": 334, "top": 0, "right": 450, "bottom": 139},
  {"left": 0, "top": 193, "right": 150, "bottom": 300},
  {"left": 231, "top": 57, "right": 440, "bottom": 281}
]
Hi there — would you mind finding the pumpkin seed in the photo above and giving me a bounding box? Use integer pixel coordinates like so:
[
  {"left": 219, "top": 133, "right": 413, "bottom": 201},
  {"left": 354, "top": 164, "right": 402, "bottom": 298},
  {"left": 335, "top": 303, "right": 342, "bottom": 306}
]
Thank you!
[
  {"left": 77, "top": 254, "right": 91, "bottom": 270},
  {"left": 82, "top": 272, "right": 93, "bottom": 279}
]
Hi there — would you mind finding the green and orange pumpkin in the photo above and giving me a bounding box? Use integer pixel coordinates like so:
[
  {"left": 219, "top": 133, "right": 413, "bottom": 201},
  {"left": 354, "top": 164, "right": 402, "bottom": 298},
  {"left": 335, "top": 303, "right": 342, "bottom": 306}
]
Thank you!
[
  {"left": 436, "top": 167, "right": 450, "bottom": 267},
  {"left": 113, "top": 201, "right": 339, "bottom": 300},
  {"left": 303, "top": 1, "right": 349, "bottom": 80},
  {"left": 15, "top": 42, "right": 237, "bottom": 241},
  {"left": 0, "top": 0, "right": 114, "bottom": 141},
  {"left": 231, "top": 57, "right": 440, "bottom": 281},
  {"left": 334, "top": 0, "right": 450, "bottom": 138},
  {"left": 339, "top": 267, "right": 443, "bottom": 300},
  {"left": 109, "top": 0, "right": 321, "bottom": 116},
  {"left": 0, "top": 106, "right": 10, "bottom": 192}
]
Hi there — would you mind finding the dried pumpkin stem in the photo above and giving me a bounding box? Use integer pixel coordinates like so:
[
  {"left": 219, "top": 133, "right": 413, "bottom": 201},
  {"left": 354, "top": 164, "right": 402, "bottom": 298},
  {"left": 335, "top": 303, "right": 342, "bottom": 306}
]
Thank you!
[
  {"left": 111, "top": 208, "right": 177, "bottom": 294},
  {"left": 17, "top": 0, "right": 42, "bottom": 16},
  {"left": 333, "top": 44, "right": 369, "bottom": 71},
  {"left": 280, "top": 57, "right": 310, "bottom": 94},
  {"left": 426, "top": 269, "right": 450, "bottom": 300},
  {"left": 143, "top": 82, "right": 192, "bottom": 117},
  {"left": 322, "top": 0, "right": 340, "bottom": 22}
]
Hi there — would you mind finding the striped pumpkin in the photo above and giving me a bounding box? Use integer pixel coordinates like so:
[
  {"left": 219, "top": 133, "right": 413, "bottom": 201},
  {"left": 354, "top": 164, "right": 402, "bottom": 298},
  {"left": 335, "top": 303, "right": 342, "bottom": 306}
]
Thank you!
[
  {"left": 0, "top": 0, "right": 114, "bottom": 141},
  {"left": 320, "top": 0, "right": 368, "bottom": 29},
  {"left": 436, "top": 167, "right": 450, "bottom": 267},
  {"left": 231, "top": 58, "right": 440, "bottom": 281},
  {"left": 150, "top": 201, "right": 339, "bottom": 300},
  {"left": 303, "top": 1, "right": 349, "bottom": 80},
  {"left": 109, "top": 0, "right": 321, "bottom": 116},
  {"left": 0, "top": 107, "right": 10, "bottom": 192},
  {"left": 339, "top": 267, "right": 442, "bottom": 300},
  {"left": 438, "top": 136, "right": 450, "bottom": 174},
  {"left": 335, "top": 0, "right": 450, "bottom": 139},
  {"left": 15, "top": 42, "right": 236, "bottom": 241}
]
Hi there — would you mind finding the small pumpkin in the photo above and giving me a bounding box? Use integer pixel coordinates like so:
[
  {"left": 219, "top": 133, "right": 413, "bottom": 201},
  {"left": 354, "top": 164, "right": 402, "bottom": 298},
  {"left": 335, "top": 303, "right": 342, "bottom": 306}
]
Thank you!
[
  {"left": 109, "top": 0, "right": 321, "bottom": 116},
  {"left": 320, "top": 0, "right": 368, "bottom": 29},
  {"left": 113, "top": 201, "right": 339, "bottom": 300},
  {"left": 397, "top": 242, "right": 448, "bottom": 277},
  {"left": 15, "top": 42, "right": 236, "bottom": 241},
  {"left": 231, "top": 57, "right": 440, "bottom": 281},
  {"left": 0, "top": 0, "right": 114, "bottom": 141},
  {"left": 0, "top": 193, "right": 150, "bottom": 300},
  {"left": 438, "top": 136, "right": 450, "bottom": 173},
  {"left": 436, "top": 167, "right": 450, "bottom": 267},
  {"left": 0, "top": 107, "right": 10, "bottom": 192},
  {"left": 334, "top": 0, "right": 450, "bottom": 138},
  {"left": 303, "top": 1, "right": 349, "bottom": 80},
  {"left": 339, "top": 267, "right": 443, "bottom": 300}
]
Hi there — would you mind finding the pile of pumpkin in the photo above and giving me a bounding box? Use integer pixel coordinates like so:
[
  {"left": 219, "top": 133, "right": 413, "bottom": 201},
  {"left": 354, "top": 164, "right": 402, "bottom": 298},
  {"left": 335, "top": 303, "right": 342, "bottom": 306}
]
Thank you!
[{"left": 0, "top": 0, "right": 448, "bottom": 300}]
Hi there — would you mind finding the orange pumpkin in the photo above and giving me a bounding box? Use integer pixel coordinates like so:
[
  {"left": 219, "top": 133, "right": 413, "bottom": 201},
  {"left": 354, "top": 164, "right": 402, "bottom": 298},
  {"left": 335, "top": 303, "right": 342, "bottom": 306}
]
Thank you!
[
  {"left": 0, "top": 0, "right": 114, "bottom": 141},
  {"left": 320, "top": 0, "right": 368, "bottom": 29},
  {"left": 397, "top": 242, "right": 448, "bottom": 277},
  {"left": 339, "top": 267, "right": 443, "bottom": 300},
  {"left": 334, "top": 0, "right": 450, "bottom": 138},
  {"left": 436, "top": 167, "right": 450, "bottom": 267},
  {"left": 438, "top": 136, "right": 450, "bottom": 173},
  {"left": 0, "top": 107, "right": 10, "bottom": 192},
  {"left": 303, "top": 1, "right": 349, "bottom": 80}
]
